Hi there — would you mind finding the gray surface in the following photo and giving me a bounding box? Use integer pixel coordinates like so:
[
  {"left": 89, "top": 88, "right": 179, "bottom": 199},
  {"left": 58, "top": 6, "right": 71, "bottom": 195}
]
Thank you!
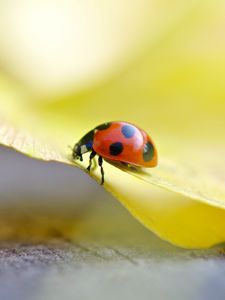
[
  {"left": 0, "top": 145, "right": 225, "bottom": 300},
  {"left": 0, "top": 241, "right": 224, "bottom": 300}
]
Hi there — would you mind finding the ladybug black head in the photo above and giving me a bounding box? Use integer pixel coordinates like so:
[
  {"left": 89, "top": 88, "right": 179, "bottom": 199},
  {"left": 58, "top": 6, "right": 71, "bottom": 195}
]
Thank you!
[{"left": 72, "top": 143, "right": 83, "bottom": 161}]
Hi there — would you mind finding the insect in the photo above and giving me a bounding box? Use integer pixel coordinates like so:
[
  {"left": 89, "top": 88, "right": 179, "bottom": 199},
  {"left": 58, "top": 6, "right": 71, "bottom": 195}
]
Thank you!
[{"left": 72, "top": 121, "right": 158, "bottom": 185}]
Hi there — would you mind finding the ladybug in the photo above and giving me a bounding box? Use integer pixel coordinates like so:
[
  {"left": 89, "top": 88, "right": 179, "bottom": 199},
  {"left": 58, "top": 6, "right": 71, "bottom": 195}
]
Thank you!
[{"left": 72, "top": 121, "right": 158, "bottom": 185}]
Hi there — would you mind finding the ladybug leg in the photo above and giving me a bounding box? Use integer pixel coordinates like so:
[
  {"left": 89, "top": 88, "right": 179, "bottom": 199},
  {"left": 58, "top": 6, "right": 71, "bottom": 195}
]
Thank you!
[
  {"left": 87, "top": 150, "right": 96, "bottom": 172},
  {"left": 98, "top": 156, "right": 104, "bottom": 185}
]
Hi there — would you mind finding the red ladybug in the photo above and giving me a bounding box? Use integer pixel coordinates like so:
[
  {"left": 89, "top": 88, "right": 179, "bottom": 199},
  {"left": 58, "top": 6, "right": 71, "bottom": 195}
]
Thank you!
[{"left": 72, "top": 121, "right": 158, "bottom": 184}]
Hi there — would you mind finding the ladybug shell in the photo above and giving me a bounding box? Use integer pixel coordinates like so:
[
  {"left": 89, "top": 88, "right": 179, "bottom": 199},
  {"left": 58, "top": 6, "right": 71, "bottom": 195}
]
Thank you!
[{"left": 93, "top": 121, "right": 157, "bottom": 167}]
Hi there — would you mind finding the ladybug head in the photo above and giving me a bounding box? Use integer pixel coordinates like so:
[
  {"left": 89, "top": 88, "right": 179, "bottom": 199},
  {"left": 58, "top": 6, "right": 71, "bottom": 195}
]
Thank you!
[{"left": 72, "top": 143, "right": 83, "bottom": 161}]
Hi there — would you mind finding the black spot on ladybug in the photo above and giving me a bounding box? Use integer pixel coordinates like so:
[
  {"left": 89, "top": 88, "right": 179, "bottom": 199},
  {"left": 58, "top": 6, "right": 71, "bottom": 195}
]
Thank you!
[
  {"left": 143, "top": 141, "right": 154, "bottom": 161},
  {"left": 109, "top": 142, "right": 123, "bottom": 156},
  {"left": 96, "top": 122, "right": 111, "bottom": 131},
  {"left": 121, "top": 125, "right": 135, "bottom": 138}
]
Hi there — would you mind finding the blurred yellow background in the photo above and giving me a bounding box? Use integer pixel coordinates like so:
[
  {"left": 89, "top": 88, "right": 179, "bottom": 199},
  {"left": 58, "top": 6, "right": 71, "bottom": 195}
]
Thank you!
[{"left": 0, "top": 0, "right": 225, "bottom": 142}]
